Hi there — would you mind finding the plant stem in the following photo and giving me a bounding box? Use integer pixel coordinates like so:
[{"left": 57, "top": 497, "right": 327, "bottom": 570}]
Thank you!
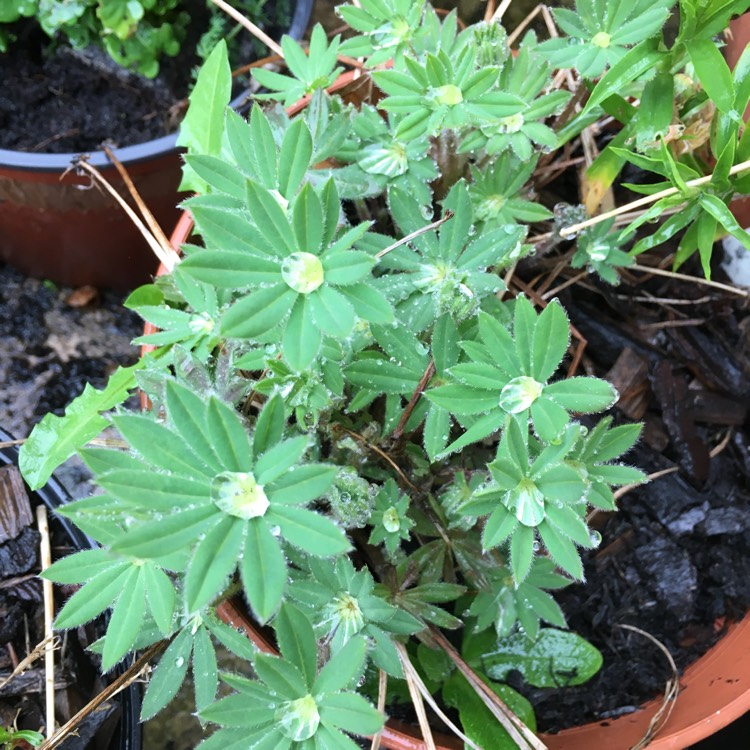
[
  {"left": 375, "top": 211, "right": 454, "bottom": 259},
  {"left": 559, "top": 158, "right": 750, "bottom": 238},
  {"left": 391, "top": 360, "right": 436, "bottom": 441},
  {"left": 630, "top": 263, "right": 749, "bottom": 297}
]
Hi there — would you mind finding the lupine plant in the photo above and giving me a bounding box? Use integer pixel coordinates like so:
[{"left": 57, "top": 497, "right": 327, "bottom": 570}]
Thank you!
[{"left": 19, "top": 0, "right": 750, "bottom": 747}]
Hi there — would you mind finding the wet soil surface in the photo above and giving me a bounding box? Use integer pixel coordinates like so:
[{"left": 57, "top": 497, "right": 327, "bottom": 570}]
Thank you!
[
  {"left": 0, "top": 2, "right": 288, "bottom": 153},
  {"left": 0, "top": 265, "right": 141, "bottom": 494}
]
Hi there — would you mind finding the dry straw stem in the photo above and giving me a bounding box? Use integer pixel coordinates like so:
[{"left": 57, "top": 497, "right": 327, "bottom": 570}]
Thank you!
[
  {"left": 70, "top": 159, "right": 180, "bottom": 272},
  {"left": 615, "top": 624, "right": 679, "bottom": 750},
  {"left": 208, "top": 0, "right": 284, "bottom": 58},
  {"left": 36, "top": 505, "right": 55, "bottom": 739},
  {"left": 103, "top": 144, "right": 177, "bottom": 261},
  {"left": 559, "top": 157, "right": 750, "bottom": 238},
  {"left": 375, "top": 210, "right": 455, "bottom": 259},
  {"left": 429, "top": 629, "right": 548, "bottom": 750},
  {"left": 0, "top": 635, "right": 58, "bottom": 691},
  {"left": 39, "top": 640, "right": 166, "bottom": 750},
  {"left": 629, "top": 263, "right": 749, "bottom": 297},
  {"left": 368, "top": 670, "right": 388, "bottom": 750},
  {"left": 0, "top": 438, "right": 25, "bottom": 448},
  {"left": 395, "top": 642, "right": 482, "bottom": 750}
]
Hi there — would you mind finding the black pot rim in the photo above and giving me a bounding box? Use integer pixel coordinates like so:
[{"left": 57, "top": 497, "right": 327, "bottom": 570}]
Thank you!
[
  {"left": 0, "top": 0, "right": 314, "bottom": 173},
  {"left": 0, "top": 427, "right": 143, "bottom": 750}
]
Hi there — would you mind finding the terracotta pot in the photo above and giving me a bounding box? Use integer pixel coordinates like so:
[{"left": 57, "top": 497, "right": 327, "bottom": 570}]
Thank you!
[
  {"left": 0, "top": 0, "right": 314, "bottom": 291},
  {"left": 151, "top": 63, "right": 750, "bottom": 750}
]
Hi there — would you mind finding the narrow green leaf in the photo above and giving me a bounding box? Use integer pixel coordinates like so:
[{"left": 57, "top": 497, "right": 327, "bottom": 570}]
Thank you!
[
  {"left": 319, "top": 692, "right": 384, "bottom": 735},
  {"left": 544, "top": 377, "right": 617, "bottom": 412},
  {"left": 54, "top": 563, "right": 131, "bottom": 629},
  {"left": 102, "top": 566, "right": 146, "bottom": 669},
  {"left": 253, "top": 394, "right": 287, "bottom": 457},
  {"left": 242, "top": 520, "right": 287, "bottom": 623},
  {"left": 193, "top": 625, "right": 219, "bottom": 712},
  {"left": 184, "top": 155, "right": 246, "bottom": 199},
  {"left": 221, "top": 284, "right": 298, "bottom": 339},
  {"left": 253, "top": 653, "right": 308, "bottom": 699},
  {"left": 279, "top": 118, "right": 314, "bottom": 199},
  {"left": 141, "top": 627, "right": 194, "bottom": 720},
  {"left": 283, "top": 296, "right": 322, "bottom": 371},
  {"left": 538, "top": 521, "right": 584, "bottom": 580},
  {"left": 346, "top": 359, "right": 420, "bottom": 395},
  {"left": 513, "top": 296, "right": 537, "bottom": 375},
  {"left": 309, "top": 286, "right": 356, "bottom": 337},
  {"left": 582, "top": 40, "right": 663, "bottom": 116},
  {"left": 425, "top": 384, "right": 499, "bottom": 415},
  {"left": 687, "top": 37, "right": 735, "bottom": 114},
  {"left": 41, "top": 549, "right": 117, "bottom": 584},
  {"left": 340, "top": 283, "right": 394, "bottom": 324},
  {"left": 266, "top": 464, "right": 337, "bottom": 505},
  {"left": 269, "top": 505, "right": 350, "bottom": 556},
  {"left": 423, "top": 405, "right": 450, "bottom": 462},
  {"left": 432, "top": 315, "right": 459, "bottom": 375},
  {"left": 532, "top": 300, "right": 569, "bottom": 383},
  {"left": 186, "top": 516, "right": 244, "bottom": 611},
  {"left": 255, "top": 436, "right": 308, "bottom": 485},
  {"left": 313, "top": 636, "right": 367, "bottom": 695},
  {"left": 274, "top": 603, "right": 317, "bottom": 688},
  {"left": 143, "top": 563, "right": 176, "bottom": 634},
  {"left": 114, "top": 506, "right": 220, "bottom": 558},
  {"left": 510, "top": 524, "right": 535, "bottom": 583},
  {"left": 292, "top": 183, "right": 324, "bottom": 255}
]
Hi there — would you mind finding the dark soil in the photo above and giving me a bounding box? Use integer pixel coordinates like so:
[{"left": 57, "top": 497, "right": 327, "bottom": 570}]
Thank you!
[
  {"left": 0, "top": 1, "right": 289, "bottom": 153},
  {"left": 512, "top": 255, "right": 750, "bottom": 733}
]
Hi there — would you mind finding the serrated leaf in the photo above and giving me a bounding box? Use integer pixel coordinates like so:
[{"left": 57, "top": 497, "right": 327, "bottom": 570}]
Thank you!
[
  {"left": 19, "top": 362, "right": 142, "bottom": 490},
  {"left": 143, "top": 564, "right": 176, "bottom": 634},
  {"left": 544, "top": 377, "right": 617, "bottom": 412}
]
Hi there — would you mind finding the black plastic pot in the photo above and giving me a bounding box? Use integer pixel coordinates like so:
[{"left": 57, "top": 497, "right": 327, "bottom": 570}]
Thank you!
[
  {"left": 0, "top": 427, "right": 142, "bottom": 750},
  {"left": 0, "top": 0, "right": 314, "bottom": 291}
]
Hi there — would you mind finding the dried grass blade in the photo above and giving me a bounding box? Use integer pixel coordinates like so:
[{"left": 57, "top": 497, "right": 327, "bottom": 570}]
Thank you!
[{"left": 429, "top": 629, "right": 547, "bottom": 750}]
